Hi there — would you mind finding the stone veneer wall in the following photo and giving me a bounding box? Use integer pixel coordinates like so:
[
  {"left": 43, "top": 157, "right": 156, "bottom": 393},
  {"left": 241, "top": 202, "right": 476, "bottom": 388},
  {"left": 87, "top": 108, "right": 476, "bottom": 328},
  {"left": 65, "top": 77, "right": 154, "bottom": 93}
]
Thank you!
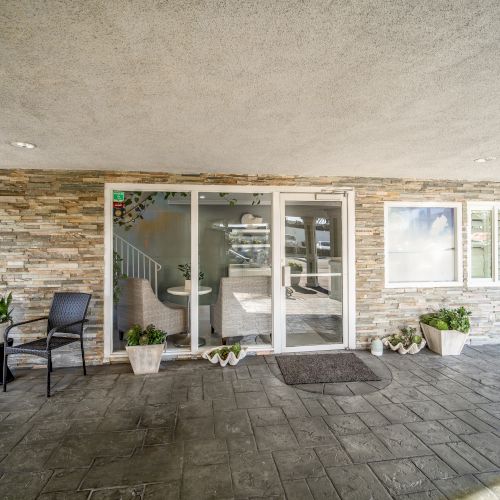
[{"left": 1, "top": 169, "right": 500, "bottom": 366}]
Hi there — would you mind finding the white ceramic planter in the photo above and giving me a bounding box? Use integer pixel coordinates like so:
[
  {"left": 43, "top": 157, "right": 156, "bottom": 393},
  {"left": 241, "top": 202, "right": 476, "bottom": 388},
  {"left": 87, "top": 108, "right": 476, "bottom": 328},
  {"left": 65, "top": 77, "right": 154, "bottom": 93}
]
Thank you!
[
  {"left": 126, "top": 344, "right": 165, "bottom": 374},
  {"left": 382, "top": 337, "right": 426, "bottom": 355},
  {"left": 420, "top": 323, "right": 469, "bottom": 356},
  {"left": 202, "top": 347, "right": 247, "bottom": 367},
  {"left": 184, "top": 279, "right": 192, "bottom": 291}
]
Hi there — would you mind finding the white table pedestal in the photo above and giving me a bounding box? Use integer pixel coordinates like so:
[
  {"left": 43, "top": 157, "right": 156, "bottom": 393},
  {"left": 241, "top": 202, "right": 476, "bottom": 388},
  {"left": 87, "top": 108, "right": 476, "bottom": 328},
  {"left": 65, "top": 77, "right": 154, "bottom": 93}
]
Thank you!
[{"left": 167, "top": 286, "right": 212, "bottom": 348}]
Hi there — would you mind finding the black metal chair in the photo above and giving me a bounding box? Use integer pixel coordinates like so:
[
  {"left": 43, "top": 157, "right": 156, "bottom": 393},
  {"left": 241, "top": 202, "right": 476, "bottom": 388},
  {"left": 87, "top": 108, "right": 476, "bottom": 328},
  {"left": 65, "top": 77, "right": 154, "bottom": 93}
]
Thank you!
[{"left": 3, "top": 292, "right": 91, "bottom": 397}]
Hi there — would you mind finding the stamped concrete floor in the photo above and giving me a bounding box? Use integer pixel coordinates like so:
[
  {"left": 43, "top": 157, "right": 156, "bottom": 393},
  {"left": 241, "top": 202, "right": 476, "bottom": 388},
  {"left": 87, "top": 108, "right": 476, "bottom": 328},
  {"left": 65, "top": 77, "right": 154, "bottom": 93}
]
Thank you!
[{"left": 0, "top": 346, "right": 500, "bottom": 499}]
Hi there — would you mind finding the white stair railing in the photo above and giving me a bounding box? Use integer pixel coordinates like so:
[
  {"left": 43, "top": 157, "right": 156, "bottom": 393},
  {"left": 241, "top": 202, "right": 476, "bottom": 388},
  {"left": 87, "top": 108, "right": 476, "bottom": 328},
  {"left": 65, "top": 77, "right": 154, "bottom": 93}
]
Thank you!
[{"left": 113, "top": 234, "right": 162, "bottom": 296}]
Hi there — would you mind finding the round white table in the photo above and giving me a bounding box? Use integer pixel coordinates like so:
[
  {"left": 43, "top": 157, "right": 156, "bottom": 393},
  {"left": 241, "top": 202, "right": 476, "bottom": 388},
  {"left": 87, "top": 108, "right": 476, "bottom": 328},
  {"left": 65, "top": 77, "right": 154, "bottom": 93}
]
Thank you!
[{"left": 167, "top": 286, "right": 212, "bottom": 347}]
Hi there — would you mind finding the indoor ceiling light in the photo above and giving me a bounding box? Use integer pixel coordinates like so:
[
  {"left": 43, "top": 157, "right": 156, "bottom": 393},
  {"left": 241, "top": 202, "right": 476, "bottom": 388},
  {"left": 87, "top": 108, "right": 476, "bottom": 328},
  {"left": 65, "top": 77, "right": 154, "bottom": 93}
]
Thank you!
[
  {"left": 474, "top": 156, "right": 496, "bottom": 163},
  {"left": 9, "top": 141, "right": 36, "bottom": 149},
  {"left": 199, "top": 195, "right": 206, "bottom": 199}
]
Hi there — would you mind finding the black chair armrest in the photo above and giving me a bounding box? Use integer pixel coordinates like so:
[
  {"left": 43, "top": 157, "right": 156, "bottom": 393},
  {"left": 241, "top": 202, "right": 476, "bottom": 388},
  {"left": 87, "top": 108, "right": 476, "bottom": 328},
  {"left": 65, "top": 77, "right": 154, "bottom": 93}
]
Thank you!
[
  {"left": 4, "top": 317, "right": 48, "bottom": 343},
  {"left": 47, "top": 319, "right": 89, "bottom": 347}
]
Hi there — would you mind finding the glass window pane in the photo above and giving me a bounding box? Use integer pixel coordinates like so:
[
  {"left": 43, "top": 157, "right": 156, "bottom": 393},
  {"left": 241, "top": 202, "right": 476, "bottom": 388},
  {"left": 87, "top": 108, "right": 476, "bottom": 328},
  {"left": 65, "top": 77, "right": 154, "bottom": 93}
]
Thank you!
[
  {"left": 199, "top": 192, "right": 272, "bottom": 347},
  {"left": 471, "top": 210, "right": 492, "bottom": 279},
  {"left": 285, "top": 201, "right": 343, "bottom": 347},
  {"left": 113, "top": 191, "right": 191, "bottom": 353},
  {"left": 386, "top": 206, "right": 457, "bottom": 283}
]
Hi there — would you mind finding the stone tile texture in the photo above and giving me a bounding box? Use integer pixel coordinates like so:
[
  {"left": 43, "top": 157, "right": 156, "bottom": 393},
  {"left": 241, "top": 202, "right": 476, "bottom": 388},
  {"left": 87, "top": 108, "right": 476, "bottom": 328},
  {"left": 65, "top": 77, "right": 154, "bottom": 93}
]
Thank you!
[
  {"left": 3, "top": 170, "right": 500, "bottom": 370},
  {"left": 0, "top": 347, "right": 499, "bottom": 499}
]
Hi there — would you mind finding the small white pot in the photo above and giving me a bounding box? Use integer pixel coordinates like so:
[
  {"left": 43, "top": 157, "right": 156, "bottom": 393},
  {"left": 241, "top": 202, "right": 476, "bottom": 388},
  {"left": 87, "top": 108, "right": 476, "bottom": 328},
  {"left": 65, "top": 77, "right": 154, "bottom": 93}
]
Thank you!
[
  {"left": 382, "top": 337, "right": 426, "bottom": 355},
  {"left": 202, "top": 347, "right": 247, "bottom": 367},
  {"left": 184, "top": 279, "right": 192, "bottom": 291},
  {"left": 126, "top": 344, "right": 165, "bottom": 374},
  {"left": 420, "top": 323, "right": 469, "bottom": 356}
]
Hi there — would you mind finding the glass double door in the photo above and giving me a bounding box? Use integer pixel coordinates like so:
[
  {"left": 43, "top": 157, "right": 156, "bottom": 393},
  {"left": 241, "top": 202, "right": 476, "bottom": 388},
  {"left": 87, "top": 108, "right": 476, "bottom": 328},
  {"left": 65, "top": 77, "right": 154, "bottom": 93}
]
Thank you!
[
  {"left": 280, "top": 193, "right": 347, "bottom": 350},
  {"left": 197, "top": 191, "right": 347, "bottom": 352}
]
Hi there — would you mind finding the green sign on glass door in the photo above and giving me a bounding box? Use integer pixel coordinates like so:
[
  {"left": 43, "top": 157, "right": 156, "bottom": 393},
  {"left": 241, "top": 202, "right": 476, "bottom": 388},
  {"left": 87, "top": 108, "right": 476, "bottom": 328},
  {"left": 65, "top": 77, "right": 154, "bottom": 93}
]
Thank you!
[{"left": 113, "top": 191, "right": 125, "bottom": 202}]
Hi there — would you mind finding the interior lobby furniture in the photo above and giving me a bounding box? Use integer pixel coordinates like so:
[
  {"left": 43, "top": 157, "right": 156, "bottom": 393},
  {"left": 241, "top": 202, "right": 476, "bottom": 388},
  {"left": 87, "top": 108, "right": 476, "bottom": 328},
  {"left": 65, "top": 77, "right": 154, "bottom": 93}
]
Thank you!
[
  {"left": 3, "top": 292, "right": 91, "bottom": 397},
  {"left": 210, "top": 276, "right": 271, "bottom": 341},
  {"left": 118, "top": 278, "right": 187, "bottom": 339},
  {"left": 167, "top": 285, "right": 212, "bottom": 347}
]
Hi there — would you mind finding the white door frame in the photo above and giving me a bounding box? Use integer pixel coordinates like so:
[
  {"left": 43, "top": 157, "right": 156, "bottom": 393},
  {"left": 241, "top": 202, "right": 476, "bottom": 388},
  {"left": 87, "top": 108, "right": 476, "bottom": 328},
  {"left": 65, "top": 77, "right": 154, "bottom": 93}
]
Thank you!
[
  {"left": 276, "top": 192, "right": 351, "bottom": 352},
  {"left": 103, "top": 183, "right": 356, "bottom": 362}
]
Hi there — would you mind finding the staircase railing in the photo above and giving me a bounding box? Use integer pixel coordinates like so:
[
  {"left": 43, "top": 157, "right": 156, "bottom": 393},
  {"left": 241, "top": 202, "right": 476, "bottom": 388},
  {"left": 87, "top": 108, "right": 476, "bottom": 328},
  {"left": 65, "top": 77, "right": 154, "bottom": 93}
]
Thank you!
[{"left": 113, "top": 234, "right": 162, "bottom": 296}]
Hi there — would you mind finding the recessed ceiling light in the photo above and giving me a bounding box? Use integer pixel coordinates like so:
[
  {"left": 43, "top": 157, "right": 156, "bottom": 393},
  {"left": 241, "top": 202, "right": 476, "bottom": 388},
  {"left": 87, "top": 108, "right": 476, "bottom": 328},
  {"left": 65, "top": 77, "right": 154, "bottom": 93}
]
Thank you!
[
  {"left": 199, "top": 195, "right": 206, "bottom": 199},
  {"left": 10, "top": 141, "right": 36, "bottom": 149},
  {"left": 474, "top": 156, "right": 496, "bottom": 163}
]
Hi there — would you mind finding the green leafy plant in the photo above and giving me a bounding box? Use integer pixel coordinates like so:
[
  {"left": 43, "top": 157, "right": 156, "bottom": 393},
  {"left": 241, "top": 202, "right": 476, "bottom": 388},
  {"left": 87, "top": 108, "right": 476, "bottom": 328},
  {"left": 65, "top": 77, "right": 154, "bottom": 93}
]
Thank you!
[
  {"left": 113, "top": 252, "right": 127, "bottom": 303},
  {"left": 289, "top": 262, "right": 303, "bottom": 273},
  {"left": 420, "top": 307, "right": 471, "bottom": 334},
  {"left": 126, "top": 324, "right": 166, "bottom": 346},
  {"left": 208, "top": 343, "right": 242, "bottom": 361},
  {"left": 114, "top": 191, "right": 264, "bottom": 230},
  {"left": 387, "top": 326, "right": 422, "bottom": 348},
  {"left": 0, "top": 292, "right": 13, "bottom": 324},
  {"left": 177, "top": 263, "right": 204, "bottom": 281}
]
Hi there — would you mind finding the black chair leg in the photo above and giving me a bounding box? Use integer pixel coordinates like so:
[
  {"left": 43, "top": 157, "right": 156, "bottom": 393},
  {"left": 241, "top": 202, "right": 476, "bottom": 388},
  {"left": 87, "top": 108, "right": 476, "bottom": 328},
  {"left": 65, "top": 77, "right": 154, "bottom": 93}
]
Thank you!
[
  {"left": 49, "top": 356, "right": 53, "bottom": 373},
  {"left": 3, "top": 353, "right": 8, "bottom": 393},
  {"left": 47, "top": 353, "right": 51, "bottom": 398},
  {"left": 80, "top": 337, "right": 86, "bottom": 376}
]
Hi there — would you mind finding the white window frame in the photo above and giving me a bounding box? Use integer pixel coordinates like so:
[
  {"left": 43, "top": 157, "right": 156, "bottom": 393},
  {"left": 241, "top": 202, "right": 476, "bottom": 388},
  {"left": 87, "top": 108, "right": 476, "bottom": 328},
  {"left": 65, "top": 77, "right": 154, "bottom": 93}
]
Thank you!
[
  {"left": 103, "top": 183, "right": 357, "bottom": 362},
  {"left": 384, "top": 201, "right": 463, "bottom": 288},
  {"left": 467, "top": 201, "right": 499, "bottom": 287}
]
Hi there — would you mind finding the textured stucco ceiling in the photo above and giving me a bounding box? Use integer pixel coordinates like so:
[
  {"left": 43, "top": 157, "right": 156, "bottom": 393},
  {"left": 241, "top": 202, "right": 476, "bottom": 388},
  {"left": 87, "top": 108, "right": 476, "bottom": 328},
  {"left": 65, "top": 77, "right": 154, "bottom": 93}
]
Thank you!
[{"left": 1, "top": 1, "right": 499, "bottom": 180}]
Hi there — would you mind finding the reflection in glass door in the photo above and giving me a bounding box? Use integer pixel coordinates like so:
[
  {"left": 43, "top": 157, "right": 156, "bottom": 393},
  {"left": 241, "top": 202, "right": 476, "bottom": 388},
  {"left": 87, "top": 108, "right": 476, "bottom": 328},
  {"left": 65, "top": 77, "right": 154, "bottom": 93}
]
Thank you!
[{"left": 281, "top": 194, "right": 346, "bottom": 349}]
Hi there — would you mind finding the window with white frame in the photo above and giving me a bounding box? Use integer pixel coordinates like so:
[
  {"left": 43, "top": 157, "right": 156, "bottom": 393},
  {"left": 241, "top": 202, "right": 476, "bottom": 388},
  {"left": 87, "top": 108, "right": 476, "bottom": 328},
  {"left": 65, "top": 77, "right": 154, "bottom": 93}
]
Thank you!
[
  {"left": 385, "top": 203, "right": 462, "bottom": 287},
  {"left": 468, "top": 203, "right": 498, "bottom": 284}
]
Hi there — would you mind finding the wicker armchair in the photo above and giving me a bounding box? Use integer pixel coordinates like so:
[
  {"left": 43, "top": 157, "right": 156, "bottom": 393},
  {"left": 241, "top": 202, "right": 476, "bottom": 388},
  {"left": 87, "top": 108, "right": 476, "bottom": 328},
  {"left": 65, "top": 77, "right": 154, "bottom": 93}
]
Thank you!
[
  {"left": 210, "top": 276, "right": 272, "bottom": 340},
  {"left": 117, "top": 278, "right": 186, "bottom": 337},
  {"left": 3, "top": 292, "right": 91, "bottom": 397}
]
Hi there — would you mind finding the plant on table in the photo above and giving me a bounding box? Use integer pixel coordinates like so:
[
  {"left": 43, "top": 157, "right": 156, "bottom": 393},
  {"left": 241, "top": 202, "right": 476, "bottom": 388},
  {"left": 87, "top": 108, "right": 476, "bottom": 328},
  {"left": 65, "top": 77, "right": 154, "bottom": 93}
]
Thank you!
[
  {"left": 177, "top": 263, "right": 204, "bottom": 281},
  {"left": 0, "top": 292, "right": 13, "bottom": 325}
]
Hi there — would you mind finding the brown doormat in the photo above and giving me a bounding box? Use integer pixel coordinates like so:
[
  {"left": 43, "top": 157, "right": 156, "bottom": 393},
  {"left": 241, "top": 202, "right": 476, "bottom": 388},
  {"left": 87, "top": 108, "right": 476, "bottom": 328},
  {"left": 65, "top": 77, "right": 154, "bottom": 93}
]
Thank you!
[{"left": 276, "top": 353, "right": 380, "bottom": 385}]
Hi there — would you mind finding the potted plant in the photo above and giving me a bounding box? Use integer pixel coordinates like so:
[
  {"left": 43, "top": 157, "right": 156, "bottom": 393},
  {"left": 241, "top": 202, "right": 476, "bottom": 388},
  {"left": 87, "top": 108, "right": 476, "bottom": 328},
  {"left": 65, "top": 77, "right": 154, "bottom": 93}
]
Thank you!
[
  {"left": 202, "top": 343, "right": 247, "bottom": 367},
  {"left": 125, "top": 324, "right": 167, "bottom": 374},
  {"left": 177, "top": 263, "right": 205, "bottom": 291},
  {"left": 289, "top": 262, "right": 303, "bottom": 286},
  {"left": 382, "top": 326, "right": 426, "bottom": 354},
  {"left": 420, "top": 307, "right": 471, "bottom": 356},
  {"left": 0, "top": 292, "right": 13, "bottom": 340}
]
